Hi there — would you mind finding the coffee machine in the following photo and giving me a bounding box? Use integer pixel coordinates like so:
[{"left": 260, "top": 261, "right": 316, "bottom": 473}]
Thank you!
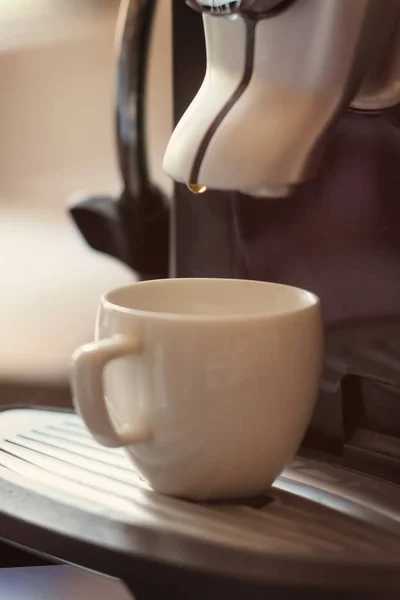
[
  {"left": 1, "top": 1, "right": 400, "bottom": 597},
  {"left": 69, "top": 0, "right": 400, "bottom": 480},
  {"left": 70, "top": 0, "right": 400, "bottom": 314}
]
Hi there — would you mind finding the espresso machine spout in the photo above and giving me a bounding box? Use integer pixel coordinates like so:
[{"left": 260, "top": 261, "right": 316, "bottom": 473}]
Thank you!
[{"left": 163, "top": 0, "right": 400, "bottom": 198}]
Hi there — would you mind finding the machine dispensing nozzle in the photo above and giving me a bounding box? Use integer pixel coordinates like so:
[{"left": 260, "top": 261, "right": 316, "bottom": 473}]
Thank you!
[{"left": 164, "top": 0, "right": 400, "bottom": 198}]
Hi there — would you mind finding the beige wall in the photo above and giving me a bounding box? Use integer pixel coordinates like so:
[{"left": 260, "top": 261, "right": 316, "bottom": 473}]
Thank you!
[
  {"left": 0, "top": 0, "right": 172, "bottom": 208},
  {"left": 0, "top": 0, "right": 172, "bottom": 381}
]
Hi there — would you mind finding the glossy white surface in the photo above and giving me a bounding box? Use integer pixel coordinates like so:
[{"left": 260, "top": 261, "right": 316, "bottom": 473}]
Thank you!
[
  {"left": 72, "top": 278, "right": 323, "bottom": 500},
  {"left": 163, "top": 14, "right": 246, "bottom": 185},
  {"left": 163, "top": 0, "right": 384, "bottom": 196}
]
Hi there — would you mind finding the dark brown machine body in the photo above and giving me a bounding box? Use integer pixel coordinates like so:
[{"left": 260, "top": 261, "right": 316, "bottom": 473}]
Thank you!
[
  {"left": 172, "top": 3, "right": 400, "bottom": 326},
  {"left": 170, "top": 2, "right": 400, "bottom": 476}
]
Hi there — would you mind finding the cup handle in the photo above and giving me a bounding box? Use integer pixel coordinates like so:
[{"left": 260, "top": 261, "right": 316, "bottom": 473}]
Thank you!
[{"left": 71, "top": 335, "right": 152, "bottom": 448}]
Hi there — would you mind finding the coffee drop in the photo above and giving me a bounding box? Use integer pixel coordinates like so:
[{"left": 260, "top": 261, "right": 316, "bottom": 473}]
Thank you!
[{"left": 187, "top": 183, "right": 208, "bottom": 195}]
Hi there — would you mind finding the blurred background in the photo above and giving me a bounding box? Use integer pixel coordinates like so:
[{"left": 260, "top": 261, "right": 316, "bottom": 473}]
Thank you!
[{"left": 0, "top": 0, "right": 172, "bottom": 407}]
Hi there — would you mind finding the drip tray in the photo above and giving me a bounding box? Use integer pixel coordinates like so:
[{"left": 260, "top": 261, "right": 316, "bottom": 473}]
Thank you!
[{"left": 0, "top": 407, "right": 400, "bottom": 594}]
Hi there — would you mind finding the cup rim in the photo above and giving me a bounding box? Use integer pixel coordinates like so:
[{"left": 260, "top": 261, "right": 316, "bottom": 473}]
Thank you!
[{"left": 100, "top": 278, "right": 320, "bottom": 322}]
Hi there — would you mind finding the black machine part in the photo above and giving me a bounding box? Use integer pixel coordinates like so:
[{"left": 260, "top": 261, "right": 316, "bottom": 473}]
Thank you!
[
  {"left": 69, "top": 0, "right": 169, "bottom": 280},
  {"left": 303, "top": 318, "right": 400, "bottom": 485}
]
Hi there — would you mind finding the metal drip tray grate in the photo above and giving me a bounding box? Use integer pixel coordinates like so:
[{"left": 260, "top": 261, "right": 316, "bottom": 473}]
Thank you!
[{"left": 0, "top": 408, "right": 400, "bottom": 592}]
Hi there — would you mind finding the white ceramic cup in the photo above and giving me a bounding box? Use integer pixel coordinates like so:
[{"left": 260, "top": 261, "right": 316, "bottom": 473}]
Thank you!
[{"left": 71, "top": 278, "right": 323, "bottom": 500}]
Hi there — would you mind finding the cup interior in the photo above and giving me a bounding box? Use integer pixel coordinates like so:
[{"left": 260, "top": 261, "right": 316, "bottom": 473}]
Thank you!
[{"left": 104, "top": 279, "right": 318, "bottom": 319}]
